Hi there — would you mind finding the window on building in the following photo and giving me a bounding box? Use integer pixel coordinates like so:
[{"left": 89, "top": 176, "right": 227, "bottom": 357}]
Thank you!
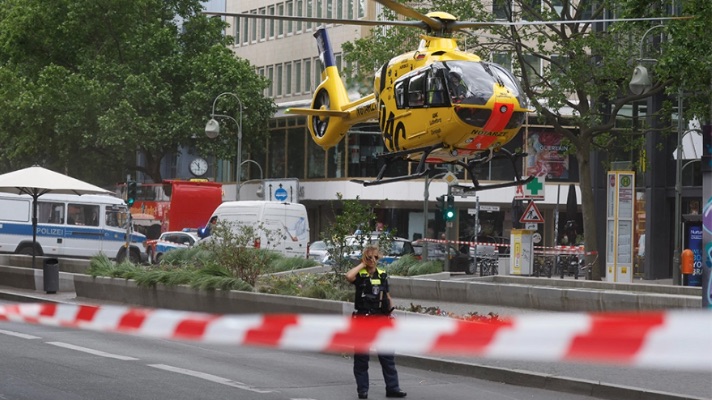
[
  {"left": 522, "top": 0, "right": 542, "bottom": 20},
  {"left": 336, "top": 0, "right": 343, "bottom": 19},
  {"left": 268, "top": 6, "right": 275, "bottom": 38},
  {"left": 233, "top": 17, "right": 240, "bottom": 45},
  {"left": 493, "top": 53, "right": 512, "bottom": 71},
  {"left": 242, "top": 15, "right": 249, "bottom": 45},
  {"left": 327, "top": 141, "right": 346, "bottom": 178},
  {"left": 551, "top": 0, "right": 563, "bottom": 15},
  {"left": 493, "top": 0, "right": 511, "bottom": 20},
  {"left": 348, "top": 0, "right": 354, "bottom": 19},
  {"left": 286, "top": 62, "right": 292, "bottom": 95},
  {"left": 276, "top": 64, "right": 283, "bottom": 97},
  {"left": 327, "top": 0, "right": 333, "bottom": 19},
  {"left": 335, "top": 53, "right": 342, "bottom": 71},
  {"left": 317, "top": 0, "right": 323, "bottom": 19},
  {"left": 305, "top": 59, "right": 312, "bottom": 92},
  {"left": 307, "top": 133, "right": 326, "bottom": 178},
  {"left": 296, "top": 0, "right": 303, "bottom": 31},
  {"left": 358, "top": 0, "right": 365, "bottom": 18},
  {"left": 521, "top": 54, "right": 542, "bottom": 86},
  {"left": 277, "top": 4, "right": 284, "bottom": 36},
  {"left": 267, "top": 66, "right": 274, "bottom": 97},
  {"left": 250, "top": 10, "right": 257, "bottom": 42},
  {"left": 295, "top": 60, "right": 302, "bottom": 94},
  {"left": 269, "top": 132, "right": 286, "bottom": 178},
  {"left": 286, "top": 1, "right": 293, "bottom": 33},
  {"left": 306, "top": 0, "right": 313, "bottom": 30},
  {"left": 287, "top": 127, "right": 305, "bottom": 178},
  {"left": 259, "top": 8, "right": 266, "bottom": 40}
]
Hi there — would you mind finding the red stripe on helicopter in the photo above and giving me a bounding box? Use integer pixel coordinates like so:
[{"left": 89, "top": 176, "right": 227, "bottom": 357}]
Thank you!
[{"left": 482, "top": 102, "right": 514, "bottom": 133}]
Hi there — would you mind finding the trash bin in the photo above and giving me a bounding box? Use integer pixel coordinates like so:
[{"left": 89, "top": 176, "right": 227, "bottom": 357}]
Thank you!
[{"left": 43, "top": 258, "right": 59, "bottom": 294}]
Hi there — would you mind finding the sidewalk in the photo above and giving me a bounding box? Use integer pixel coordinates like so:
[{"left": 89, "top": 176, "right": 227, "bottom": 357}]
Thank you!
[{"left": 1, "top": 285, "right": 709, "bottom": 399}]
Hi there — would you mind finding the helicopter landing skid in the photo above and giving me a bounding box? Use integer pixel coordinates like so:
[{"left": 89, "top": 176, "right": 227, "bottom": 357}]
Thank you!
[
  {"left": 351, "top": 145, "right": 532, "bottom": 191},
  {"left": 453, "top": 148, "right": 533, "bottom": 192},
  {"left": 351, "top": 144, "right": 442, "bottom": 186}
]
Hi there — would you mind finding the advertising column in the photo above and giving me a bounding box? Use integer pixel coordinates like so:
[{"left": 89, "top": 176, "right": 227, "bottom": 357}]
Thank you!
[{"left": 606, "top": 171, "right": 635, "bottom": 283}]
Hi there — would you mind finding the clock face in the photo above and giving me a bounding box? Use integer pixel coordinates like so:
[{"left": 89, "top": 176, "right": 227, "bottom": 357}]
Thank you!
[{"left": 190, "top": 158, "right": 208, "bottom": 176}]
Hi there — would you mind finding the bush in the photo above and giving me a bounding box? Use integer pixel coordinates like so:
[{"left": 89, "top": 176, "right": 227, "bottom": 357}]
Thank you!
[{"left": 386, "top": 255, "right": 443, "bottom": 277}]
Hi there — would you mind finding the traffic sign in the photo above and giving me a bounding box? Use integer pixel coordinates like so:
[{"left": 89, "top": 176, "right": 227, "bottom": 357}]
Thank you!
[
  {"left": 443, "top": 172, "right": 459, "bottom": 186},
  {"left": 520, "top": 201, "right": 544, "bottom": 223}
]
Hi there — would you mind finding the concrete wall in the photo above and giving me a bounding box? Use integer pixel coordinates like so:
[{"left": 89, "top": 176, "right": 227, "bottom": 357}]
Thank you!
[{"left": 0, "top": 263, "right": 701, "bottom": 312}]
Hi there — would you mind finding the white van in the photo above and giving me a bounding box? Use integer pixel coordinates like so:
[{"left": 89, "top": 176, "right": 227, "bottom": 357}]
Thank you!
[
  {"left": 206, "top": 201, "right": 310, "bottom": 258},
  {"left": 0, "top": 193, "right": 147, "bottom": 263}
]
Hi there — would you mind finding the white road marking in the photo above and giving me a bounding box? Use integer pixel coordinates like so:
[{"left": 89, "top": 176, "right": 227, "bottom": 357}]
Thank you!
[
  {"left": 46, "top": 342, "right": 140, "bottom": 361},
  {"left": 0, "top": 329, "right": 41, "bottom": 339},
  {"left": 147, "top": 364, "right": 273, "bottom": 394}
]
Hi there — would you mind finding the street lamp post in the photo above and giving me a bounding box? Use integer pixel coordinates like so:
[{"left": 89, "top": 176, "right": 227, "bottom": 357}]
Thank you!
[
  {"left": 205, "top": 92, "right": 243, "bottom": 201},
  {"left": 236, "top": 159, "right": 264, "bottom": 200},
  {"left": 628, "top": 25, "right": 685, "bottom": 285}
]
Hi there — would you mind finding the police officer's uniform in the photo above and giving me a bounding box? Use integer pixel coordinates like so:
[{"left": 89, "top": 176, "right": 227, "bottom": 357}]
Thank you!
[{"left": 352, "top": 268, "right": 401, "bottom": 397}]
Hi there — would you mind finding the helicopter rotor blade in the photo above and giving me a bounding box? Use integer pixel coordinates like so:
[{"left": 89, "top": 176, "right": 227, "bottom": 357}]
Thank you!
[
  {"left": 203, "top": 11, "right": 425, "bottom": 29},
  {"left": 451, "top": 15, "right": 692, "bottom": 31},
  {"left": 370, "top": 0, "right": 444, "bottom": 32}
]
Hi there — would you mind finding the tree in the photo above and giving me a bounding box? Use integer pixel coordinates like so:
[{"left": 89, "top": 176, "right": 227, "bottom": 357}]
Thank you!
[
  {"left": 342, "top": 0, "right": 708, "bottom": 280},
  {"left": 0, "top": 0, "right": 275, "bottom": 186}
]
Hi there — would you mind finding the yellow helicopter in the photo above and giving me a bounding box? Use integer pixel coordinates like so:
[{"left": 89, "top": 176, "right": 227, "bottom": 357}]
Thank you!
[{"left": 208, "top": 0, "right": 686, "bottom": 190}]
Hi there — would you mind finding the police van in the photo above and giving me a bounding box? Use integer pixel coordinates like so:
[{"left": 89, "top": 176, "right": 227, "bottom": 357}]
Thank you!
[
  {"left": 0, "top": 192, "right": 147, "bottom": 263},
  {"left": 203, "top": 201, "right": 310, "bottom": 258}
]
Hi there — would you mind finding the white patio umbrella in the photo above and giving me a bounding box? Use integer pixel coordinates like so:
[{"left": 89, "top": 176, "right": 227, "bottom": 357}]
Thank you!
[{"left": 0, "top": 165, "right": 113, "bottom": 267}]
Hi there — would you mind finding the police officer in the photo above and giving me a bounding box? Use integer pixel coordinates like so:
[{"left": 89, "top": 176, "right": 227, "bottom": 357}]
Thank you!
[{"left": 345, "top": 244, "right": 407, "bottom": 400}]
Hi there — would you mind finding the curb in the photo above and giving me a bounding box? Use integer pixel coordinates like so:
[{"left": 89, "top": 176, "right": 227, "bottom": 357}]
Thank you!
[{"left": 396, "top": 355, "right": 698, "bottom": 400}]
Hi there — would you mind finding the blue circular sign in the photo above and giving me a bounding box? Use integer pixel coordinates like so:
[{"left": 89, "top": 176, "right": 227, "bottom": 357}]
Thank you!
[{"left": 274, "top": 187, "right": 288, "bottom": 201}]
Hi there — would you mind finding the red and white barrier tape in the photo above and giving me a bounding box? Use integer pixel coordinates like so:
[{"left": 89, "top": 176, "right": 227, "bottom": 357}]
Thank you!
[
  {"left": 419, "top": 238, "right": 597, "bottom": 256},
  {"left": 0, "top": 303, "right": 709, "bottom": 371}
]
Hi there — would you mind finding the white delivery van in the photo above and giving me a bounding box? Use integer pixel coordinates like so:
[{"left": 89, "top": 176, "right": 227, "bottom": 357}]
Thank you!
[
  {"left": 206, "top": 201, "right": 310, "bottom": 258},
  {"left": 0, "top": 192, "right": 147, "bottom": 263}
]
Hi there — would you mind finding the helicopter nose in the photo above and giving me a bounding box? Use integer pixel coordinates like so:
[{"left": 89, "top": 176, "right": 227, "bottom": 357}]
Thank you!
[{"left": 482, "top": 101, "right": 514, "bottom": 133}]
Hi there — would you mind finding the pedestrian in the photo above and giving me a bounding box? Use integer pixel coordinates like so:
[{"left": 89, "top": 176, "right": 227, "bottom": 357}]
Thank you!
[{"left": 345, "top": 244, "right": 407, "bottom": 400}]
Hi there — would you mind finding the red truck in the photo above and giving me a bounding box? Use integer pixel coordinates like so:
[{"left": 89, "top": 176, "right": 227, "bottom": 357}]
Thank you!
[{"left": 124, "top": 180, "right": 223, "bottom": 239}]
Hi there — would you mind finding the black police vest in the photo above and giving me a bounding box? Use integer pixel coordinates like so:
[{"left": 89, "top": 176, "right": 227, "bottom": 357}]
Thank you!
[{"left": 354, "top": 268, "right": 389, "bottom": 313}]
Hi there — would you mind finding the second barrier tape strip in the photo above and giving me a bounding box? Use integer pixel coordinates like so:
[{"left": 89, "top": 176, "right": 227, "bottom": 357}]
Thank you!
[{"left": 0, "top": 303, "right": 709, "bottom": 371}]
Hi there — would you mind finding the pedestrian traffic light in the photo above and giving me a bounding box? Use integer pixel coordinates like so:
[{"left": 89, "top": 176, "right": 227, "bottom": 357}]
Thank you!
[
  {"left": 444, "top": 195, "right": 455, "bottom": 221},
  {"left": 127, "top": 180, "right": 138, "bottom": 207}
]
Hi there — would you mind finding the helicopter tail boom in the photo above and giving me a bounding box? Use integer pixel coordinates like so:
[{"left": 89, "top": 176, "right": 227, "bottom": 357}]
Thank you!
[{"left": 285, "top": 27, "right": 380, "bottom": 150}]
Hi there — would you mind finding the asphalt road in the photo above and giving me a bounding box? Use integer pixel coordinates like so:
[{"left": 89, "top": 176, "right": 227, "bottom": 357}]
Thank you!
[{"left": 0, "top": 301, "right": 593, "bottom": 400}]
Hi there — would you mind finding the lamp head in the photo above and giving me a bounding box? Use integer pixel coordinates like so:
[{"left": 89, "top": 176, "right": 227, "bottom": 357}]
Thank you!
[
  {"left": 629, "top": 65, "right": 652, "bottom": 95},
  {"left": 205, "top": 118, "right": 220, "bottom": 139}
]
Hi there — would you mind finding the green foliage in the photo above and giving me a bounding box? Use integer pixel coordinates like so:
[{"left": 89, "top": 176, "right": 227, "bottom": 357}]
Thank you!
[
  {"left": 257, "top": 272, "right": 353, "bottom": 301},
  {"left": 0, "top": 0, "right": 275, "bottom": 184},
  {"left": 197, "top": 220, "right": 282, "bottom": 286},
  {"left": 386, "top": 254, "right": 443, "bottom": 277}
]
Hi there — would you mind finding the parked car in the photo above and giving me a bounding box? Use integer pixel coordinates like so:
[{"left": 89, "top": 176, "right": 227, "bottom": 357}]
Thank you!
[
  {"left": 344, "top": 234, "right": 415, "bottom": 265},
  {"left": 145, "top": 230, "right": 200, "bottom": 264},
  {"left": 413, "top": 240, "right": 475, "bottom": 274},
  {"left": 308, "top": 240, "right": 332, "bottom": 265}
]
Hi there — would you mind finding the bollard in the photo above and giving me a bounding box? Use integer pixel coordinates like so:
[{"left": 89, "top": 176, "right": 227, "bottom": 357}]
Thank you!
[
  {"left": 43, "top": 258, "right": 59, "bottom": 294},
  {"left": 681, "top": 249, "right": 694, "bottom": 286}
]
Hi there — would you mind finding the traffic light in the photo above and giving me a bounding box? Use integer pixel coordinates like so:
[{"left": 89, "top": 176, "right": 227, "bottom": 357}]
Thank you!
[
  {"left": 127, "top": 180, "right": 138, "bottom": 207},
  {"left": 444, "top": 195, "right": 455, "bottom": 221},
  {"left": 436, "top": 195, "right": 445, "bottom": 215}
]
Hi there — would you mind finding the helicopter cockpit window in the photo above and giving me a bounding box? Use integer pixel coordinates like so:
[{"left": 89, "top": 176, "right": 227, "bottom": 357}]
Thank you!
[
  {"left": 395, "top": 81, "right": 406, "bottom": 108},
  {"left": 426, "top": 71, "right": 447, "bottom": 107},
  {"left": 407, "top": 73, "right": 426, "bottom": 108},
  {"left": 445, "top": 62, "right": 495, "bottom": 106},
  {"left": 487, "top": 62, "right": 527, "bottom": 109}
]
